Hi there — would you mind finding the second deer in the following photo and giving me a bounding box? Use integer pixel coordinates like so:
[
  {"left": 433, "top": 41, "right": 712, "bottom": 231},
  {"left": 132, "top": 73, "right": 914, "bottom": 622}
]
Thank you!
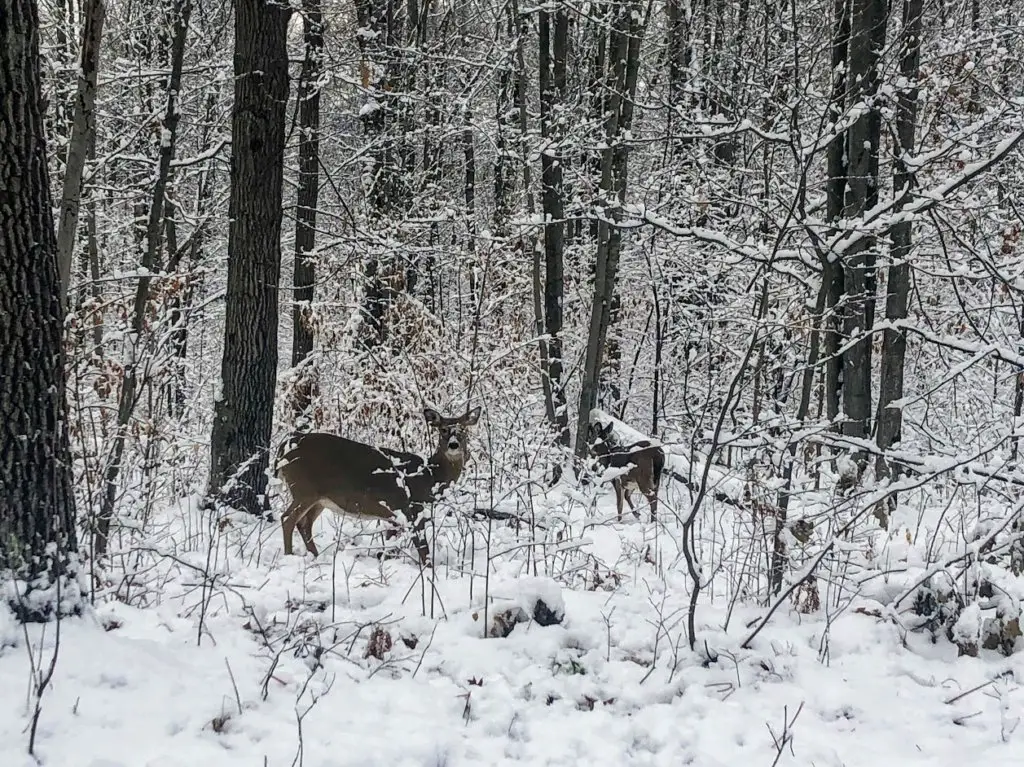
[
  {"left": 588, "top": 420, "right": 665, "bottom": 522},
  {"left": 276, "top": 406, "right": 481, "bottom": 564}
]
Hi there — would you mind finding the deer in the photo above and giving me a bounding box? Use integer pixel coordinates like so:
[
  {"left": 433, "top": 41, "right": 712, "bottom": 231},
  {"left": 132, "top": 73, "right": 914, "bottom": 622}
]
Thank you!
[
  {"left": 587, "top": 420, "right": 665, "bottom": 523},
  {"left": 276, "top": 406, "right": 481, "bottom": 564}
]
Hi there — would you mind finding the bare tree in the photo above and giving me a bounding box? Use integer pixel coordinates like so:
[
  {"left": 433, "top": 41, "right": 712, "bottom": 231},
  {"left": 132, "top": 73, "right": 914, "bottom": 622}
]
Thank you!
[
  {"left": 54, "top": 0, "right": 105, "bottom": 306},
  {"left": 289, "top": 0, "right": 324, "bottom": 427},
  {"left": 875, "top": 0, "right": 924, "bottom": 484}
]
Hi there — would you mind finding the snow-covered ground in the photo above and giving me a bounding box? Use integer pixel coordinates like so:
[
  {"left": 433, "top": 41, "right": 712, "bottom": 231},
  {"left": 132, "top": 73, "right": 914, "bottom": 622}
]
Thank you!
[{"left": 3, "top": 478, "right": 1024, "bottom": 767}]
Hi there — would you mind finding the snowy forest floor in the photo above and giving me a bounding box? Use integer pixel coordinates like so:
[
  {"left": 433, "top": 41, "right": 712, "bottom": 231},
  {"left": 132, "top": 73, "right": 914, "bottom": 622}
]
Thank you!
[{"left": 3, "top": 482, "right": 1024, "bottom": 767}]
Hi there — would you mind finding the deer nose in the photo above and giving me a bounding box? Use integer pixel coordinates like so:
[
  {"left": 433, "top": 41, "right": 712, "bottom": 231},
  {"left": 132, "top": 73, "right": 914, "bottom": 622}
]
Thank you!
[{"left": 447, "top": 436, "right": 460, "bottom": 451}]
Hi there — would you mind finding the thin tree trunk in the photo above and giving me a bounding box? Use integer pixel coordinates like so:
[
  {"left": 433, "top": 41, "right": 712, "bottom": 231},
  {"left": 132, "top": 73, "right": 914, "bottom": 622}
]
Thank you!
[
  {"left": 290, "top": 0, "right": 323, "bottom": 428},
  {"left": 666, "top": 0, "right": 691, "bottom": 108},
  {"left": 493, "top": 2, "right": 515, "bottom": 236},
  {"left": 55, "top": 0, "right": 105, "bottom": 306},
  {"left": 839, "top": 0, "right": 888, "bottom": 448},
  {"left": 574, "top": 0, "right": 644, "bottom": 457},
  {"left": 823, "top": 0, "right": 850, "bottom": 428},
  {"left": 0, "top": 0, "right": 80, "bottom": 621},
  {"left": 464, "top": 105, "right": 480, "bottom": 324},
  {"left": 95, "top": 0, "right": 192, "bottom": 556},
  {"left": 539, "top": 5, "right": 570, "bottom": 450},
  {"left": 208, "top": 0, "right": 291, "bottom": 515},
  {"left": 875, "top": 0, "right": 923, "bottom": 485}
]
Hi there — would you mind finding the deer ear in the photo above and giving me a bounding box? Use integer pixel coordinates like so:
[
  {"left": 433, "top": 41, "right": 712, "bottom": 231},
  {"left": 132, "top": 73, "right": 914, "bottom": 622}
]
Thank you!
[
  {"left": 463, "top": 406, "right": 481, "bottom": 426},
  {"left": 424, "top": 407, "right": 442, "bottom": 428}
]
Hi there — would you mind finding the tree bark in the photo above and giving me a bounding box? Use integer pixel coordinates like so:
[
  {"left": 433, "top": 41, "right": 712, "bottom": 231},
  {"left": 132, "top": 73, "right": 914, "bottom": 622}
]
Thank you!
[
  {"left": 290, "top": 0, "right": 323, "bottom": 427},
  {"left": 55, "top": 0, "right": 105, "bottom": 307},
  {"left": 0, "top": 0, "right": 80, "bottom": 621},
  {"left": 876, "top": 0, "right": 923, "bottom": 481},
  {"left": 208, "top": 0, "right": 291, "bottom": 514}
]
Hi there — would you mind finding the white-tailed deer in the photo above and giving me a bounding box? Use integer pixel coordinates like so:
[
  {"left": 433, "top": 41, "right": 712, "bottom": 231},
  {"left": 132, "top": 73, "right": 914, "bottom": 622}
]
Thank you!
[
  {"left": 277, "top": 406, "right": 481, "bottom": 563},
  {"left": 588, "top": 421, "right": 665, "bottom": 522}
]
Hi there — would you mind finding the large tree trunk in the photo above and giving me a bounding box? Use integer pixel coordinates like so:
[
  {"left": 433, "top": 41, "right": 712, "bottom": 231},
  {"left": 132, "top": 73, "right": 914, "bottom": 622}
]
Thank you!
[
  {"left": 876, "top": 0, "right": 923, "bottom": 482},
  {"left": 538, "top": 5, "right": 571, "bottom": 451},
  {"left": 208, "top": 0, "right": 291, "bottom": 515},
  {"left": 290, "top": 0, "right": 323, "bottom": 427},
  {"left": 55, "top": 0, "right": 105, "bottom": 306},
  {"left": 0, "top": 0, "right": 80, "bottom": 621}
]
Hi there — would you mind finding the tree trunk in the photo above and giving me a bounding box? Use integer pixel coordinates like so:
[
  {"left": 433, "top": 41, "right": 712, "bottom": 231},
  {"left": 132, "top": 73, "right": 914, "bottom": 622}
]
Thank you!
[
  {"left": 666, "top": 0, "right": 691, "bottom": 108},
  {"left": 574, "top": 0, "right": 644, "bottom": 457},
  {"left": 823, "top": 0, "right": 850, "bottom": 428},
  {"left": 0, "top": 0, "right": 80, "bottom": 621},
  {"left": 55, "top": 0, "right": 105, "bottom": 307},
  {"left": 208, "top": 0, "right": 291, "bottom": 515},
  {"left": 290, "top": 0, "right": 323, "bottom": 427},
  {"left": 539, "top": 5, "right": 570, "bottom": 450},
  {"left": 875, "top": 0, "right": 923, "bottom": 482},
  {"left": 493, "top": 2, "right": 515, "bottom": 236},
  {"left": 839, "top": 0, "right": 888, "bottom": 447}
]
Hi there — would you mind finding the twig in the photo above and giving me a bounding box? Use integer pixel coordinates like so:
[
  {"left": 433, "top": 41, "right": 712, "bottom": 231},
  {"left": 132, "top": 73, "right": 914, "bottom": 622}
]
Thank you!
[
  {"left": 224, "top": 658, "right": 243, "bottom": 715},
  {"left": 766, "top": 701, "right": 804, "bottom": 766}
]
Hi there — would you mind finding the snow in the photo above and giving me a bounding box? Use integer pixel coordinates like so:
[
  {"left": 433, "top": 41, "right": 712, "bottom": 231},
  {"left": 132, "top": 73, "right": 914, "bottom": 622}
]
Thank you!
[{"left": 3, "top": 488, "right": 1024, "bottom": 766}]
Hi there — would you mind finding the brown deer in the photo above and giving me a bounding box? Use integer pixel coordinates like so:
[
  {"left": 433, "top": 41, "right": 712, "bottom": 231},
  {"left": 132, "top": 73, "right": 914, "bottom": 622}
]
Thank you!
[
  {"left": 277, "top": 406, "right": 481, "bottom": 564},
  {"left": 587, "top": 420, "right": 665, "bottom": 522}
]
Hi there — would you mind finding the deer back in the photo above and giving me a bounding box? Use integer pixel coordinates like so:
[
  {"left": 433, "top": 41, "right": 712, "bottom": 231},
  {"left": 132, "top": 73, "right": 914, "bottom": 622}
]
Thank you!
[
  {"left": 588, "top": 423, "right": 665, "bottom": 487},
  {"left": 277, "top": 433, "right": 456, "bottom": 522}
]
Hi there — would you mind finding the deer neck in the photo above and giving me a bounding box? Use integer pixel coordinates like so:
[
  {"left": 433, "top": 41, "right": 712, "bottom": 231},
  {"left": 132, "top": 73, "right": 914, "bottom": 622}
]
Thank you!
[{"left": 429, "top": 447, "right": 465, "bottom": 487}]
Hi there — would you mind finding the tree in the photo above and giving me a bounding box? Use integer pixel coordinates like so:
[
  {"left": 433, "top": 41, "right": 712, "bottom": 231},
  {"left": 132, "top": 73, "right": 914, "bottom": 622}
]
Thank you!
[
  {"left": 289, "top": 0, "right": 323, "bottom": 428},
  {"left": 875, "top": 0, "right": 923, "bottom": 483},
  {"left": 54, "top": 0, "right": 105, "bottom": 307},
  {"left": 538, "top": 3, "right": 571, "bottom": 452},
  {"left": 0, "top": 0, "right": 80, "bottom": 621},
  {"left": 574, "top": 0, "right": 645, "bottom": 458},
  {"left": 208, "top": 0, "right": 291, "bottom": 515},
  {"left": 838, "top": 0, "right": 888, "bottom": 447}
]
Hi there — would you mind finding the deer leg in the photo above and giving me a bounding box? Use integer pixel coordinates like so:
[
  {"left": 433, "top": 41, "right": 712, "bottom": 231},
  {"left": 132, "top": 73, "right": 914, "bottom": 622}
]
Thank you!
[
  {"left": 623, "top": 487, "right": 640, "bottom": 520},
  {"left": 282, "top": 500, "right": 315, "bottom": 555},
  {"left": 645, "top": 486, "right": 659, "bottom": 523},
  {"left": 410, "top": 511, "right": 432, "bottom": 567},
  {"left": 296, "top": 504, "right": 323, "bottom": 556},
  {"left": 614, "top": 480, "right": 625, "bottom": 521}
]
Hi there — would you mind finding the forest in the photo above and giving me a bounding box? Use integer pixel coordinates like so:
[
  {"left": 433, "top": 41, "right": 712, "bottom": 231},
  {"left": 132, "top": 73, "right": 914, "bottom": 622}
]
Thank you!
[{"left": 2, "top": 0, "right": 1024, "bottom": 763}]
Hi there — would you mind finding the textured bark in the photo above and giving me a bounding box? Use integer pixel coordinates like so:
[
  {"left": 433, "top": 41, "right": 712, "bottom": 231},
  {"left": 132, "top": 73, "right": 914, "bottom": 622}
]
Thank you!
[
  {"left": 290, "top": 0, "right": 323, "bottom": 426},
  {"left": 208, "top": 0, "right": 291, "bottom": 514},
  {"left": 0, "top": 0, "right": 80, "bottom": 621},
  {"left": 539, "top": 6, "right": 570, "bottom": 449},
  {"left": 876, "top": 0, "right": 923, "bottom": 478},
  {"left": 55, "top": 0, "right": 105, "bottom": 306}
]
